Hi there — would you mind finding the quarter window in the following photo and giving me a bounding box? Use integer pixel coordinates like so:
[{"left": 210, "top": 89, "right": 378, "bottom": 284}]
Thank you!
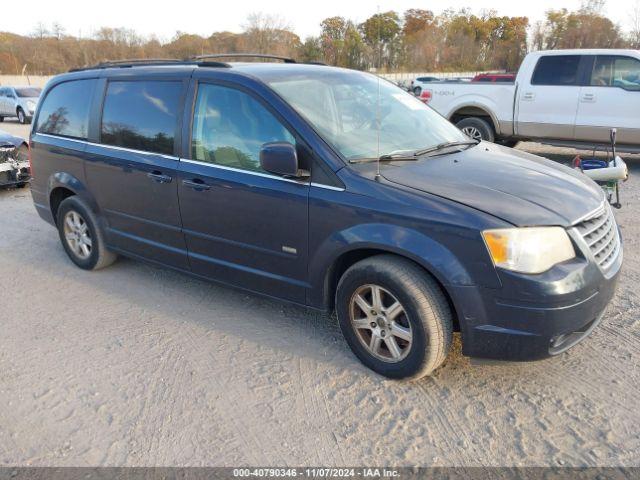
[
  {"left": 591, "top": 56, "right": 640, "bottom": 91},
  {"left": 101, "top": 81, "right": 182, "bottom": 155},
  {"left": 191, "top": 83, "right": 295, "bottom": 172},
  {"left": 531, "top": 55, "right": 581, "bottom": 86},
  {"left": 36, "top": 79, "right": 96, "bottom": 139}
]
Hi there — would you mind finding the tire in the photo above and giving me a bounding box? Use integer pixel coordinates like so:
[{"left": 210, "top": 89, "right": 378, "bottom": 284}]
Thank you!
[
  {"left": 17, "top": 108, "right": 26, "bottom": 124},
  {"left": 456, "top": 117, "right": 495, "bottom": 143},
  {"left": 336, "top": 255, "right": 453, "bottom": 380},
  {"left": 413, "top": 86, "right": 422, "bottom": 96},
  {"left": 0, "top": 116, "right": 4, "bottom": 122},
  {"left": 56, "top": 196, "right": 117, "bottom": 270}
]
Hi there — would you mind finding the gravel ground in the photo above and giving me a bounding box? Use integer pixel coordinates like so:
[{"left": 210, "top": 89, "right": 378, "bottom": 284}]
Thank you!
[{"left": 1, "top": 120, "right": 639, "bottom": 467}]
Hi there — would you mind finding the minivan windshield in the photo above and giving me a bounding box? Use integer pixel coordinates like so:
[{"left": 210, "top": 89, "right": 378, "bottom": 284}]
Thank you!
[
  {"left": 266, "top": 69, "right": 468, "bottom": 161},
  {"left": 16, "top": 87, "right": 41, "bottom": 98}
]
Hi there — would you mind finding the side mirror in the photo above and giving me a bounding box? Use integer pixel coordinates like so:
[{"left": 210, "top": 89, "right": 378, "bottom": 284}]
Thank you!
[{"left": 260, "top": 142, "right": 308, "bottom": 178}]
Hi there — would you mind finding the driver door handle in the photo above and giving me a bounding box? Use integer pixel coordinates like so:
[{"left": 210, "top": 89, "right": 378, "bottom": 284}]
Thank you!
[{"left": 147, "top": 171, "right": 172, "bottom": 183}]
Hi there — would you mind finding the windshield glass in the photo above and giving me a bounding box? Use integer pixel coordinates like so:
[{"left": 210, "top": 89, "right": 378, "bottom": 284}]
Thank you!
[
  {"left": 266, "top": 69, "right": 467, "bottom": 160},
  {"left": 16, "top": 87, "right": 41, "bottom": 98}
]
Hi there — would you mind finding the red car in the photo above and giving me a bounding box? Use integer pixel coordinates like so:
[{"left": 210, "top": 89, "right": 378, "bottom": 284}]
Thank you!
[{"left": 471, "top": 73, "right": 516, "bottom": 83}]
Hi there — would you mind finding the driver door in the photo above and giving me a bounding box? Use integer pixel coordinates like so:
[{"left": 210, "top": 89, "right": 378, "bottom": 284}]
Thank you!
[{"left": 177, "top": 80, "right": 310, "bottom": 303}]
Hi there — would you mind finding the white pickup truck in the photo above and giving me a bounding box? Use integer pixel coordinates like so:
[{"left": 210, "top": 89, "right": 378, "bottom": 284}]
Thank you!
[{"left": 424, "top": 49, "right": 640, "bottom": 151}]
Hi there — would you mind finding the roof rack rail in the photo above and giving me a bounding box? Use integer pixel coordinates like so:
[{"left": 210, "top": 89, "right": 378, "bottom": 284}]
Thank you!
[
  {"left": 191, "top": 53, "right": 297, "bottom": 64},
  {"left": 69, "top": 58, "right": 231, "bottom": 72}
]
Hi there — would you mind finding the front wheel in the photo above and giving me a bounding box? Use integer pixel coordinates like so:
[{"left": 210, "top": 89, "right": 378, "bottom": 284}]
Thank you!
[
  {"left": 336, "top": 255, "right": 453, "bottom": 380},
  {"left": 57, "top": 196, "right": 117, "bottom": 270},
  {"left": 17, "top": 108, "right": 27, "bottom": 124},
  {"left": 456, "top": 117, "right": 494, "bottom": 143}
]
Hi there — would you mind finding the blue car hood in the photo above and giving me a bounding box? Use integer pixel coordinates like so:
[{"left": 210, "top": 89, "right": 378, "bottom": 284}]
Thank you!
[{"left": 381, "top": 142, "right": 604, "bottom": 227}]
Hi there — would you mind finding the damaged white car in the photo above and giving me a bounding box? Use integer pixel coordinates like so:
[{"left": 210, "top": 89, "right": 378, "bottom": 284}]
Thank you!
[{"left": 0, "top": 131, "right": 30, "bottom": 188}]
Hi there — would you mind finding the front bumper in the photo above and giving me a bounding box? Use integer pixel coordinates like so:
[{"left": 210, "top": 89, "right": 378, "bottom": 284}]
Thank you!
[
  {"left": 449, "top": 237, "right": 622, "bottom": 361},
  {"left": 0, "top": 161, "right": 30, "bottom": 186}
]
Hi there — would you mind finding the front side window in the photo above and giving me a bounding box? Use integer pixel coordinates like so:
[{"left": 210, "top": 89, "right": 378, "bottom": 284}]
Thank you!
[
  {"left": 531, "top": 55, "right": 581, "bottom": 86},
  {"left": 591, "top": 56, "right": 640, "bottom": 91},
  {"left": 191, "top": 83, "right": 295, "bottom": 172},
  {"left": 101, "top": 81, "right": 182, "bottom": 155},
  {"left": 36, "top": 79, "right": 96, "bottom": 139},
  {"left": 265, "top": 69, "right": 467, "bottom": 161}
]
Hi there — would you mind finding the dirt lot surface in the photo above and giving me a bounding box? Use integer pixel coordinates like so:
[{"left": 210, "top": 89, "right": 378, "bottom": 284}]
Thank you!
[{"left": 1, "top": 120, "right": 639, "bottom": 467}]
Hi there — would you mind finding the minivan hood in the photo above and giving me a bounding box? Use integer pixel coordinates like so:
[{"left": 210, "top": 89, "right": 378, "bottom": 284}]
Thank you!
[{"left": 381, "top": 142, "right": 604, "bottom": 227}]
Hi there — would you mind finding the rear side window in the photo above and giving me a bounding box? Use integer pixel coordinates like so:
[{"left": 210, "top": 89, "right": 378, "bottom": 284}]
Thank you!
[
  {"left": 531, "top": 56, "right": 581, "bottom": 86},
  {"left": 101, "top": 81, "right": 182, "bottom": 155},
  {"left": 36, "top": 79, "right": 96, "bottom": 139}
]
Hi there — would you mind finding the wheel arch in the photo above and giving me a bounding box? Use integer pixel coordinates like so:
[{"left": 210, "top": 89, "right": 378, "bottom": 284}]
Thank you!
[
  {"left": 323, "top": 247, "right": 462, "bottom": 332},
  {"left": 47, "top": 172, "right": 101, "bottom": 224},
  {"left": 310, "top": 224, "right": 474, "bottom": 326},
  {"left": 448, "top": 103, "right": 499, "bottom": 135}
]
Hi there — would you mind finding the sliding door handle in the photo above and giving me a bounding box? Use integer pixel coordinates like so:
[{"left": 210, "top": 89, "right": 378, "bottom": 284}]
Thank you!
[{"left": 182, "top": 179, "right": 211, "bottom": 191}]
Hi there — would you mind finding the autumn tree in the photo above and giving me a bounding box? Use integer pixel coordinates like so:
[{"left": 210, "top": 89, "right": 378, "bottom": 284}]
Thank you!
[{"left": 359, "top": 11, "right": 401, "bottom": 69}]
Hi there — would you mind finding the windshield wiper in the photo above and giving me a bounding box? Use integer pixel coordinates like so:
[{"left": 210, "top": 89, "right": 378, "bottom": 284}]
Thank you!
[
  {"left": 349, "top": 140, "right": 479, "bottom": 164},
  {"left": 412, "top": 140, "right": 479, "bottom": 157}
]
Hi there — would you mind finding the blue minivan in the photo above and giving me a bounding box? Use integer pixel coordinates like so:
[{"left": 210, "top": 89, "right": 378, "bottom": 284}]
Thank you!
[{"left": 29, "top": 55, "right": 622, "bottom": 379}]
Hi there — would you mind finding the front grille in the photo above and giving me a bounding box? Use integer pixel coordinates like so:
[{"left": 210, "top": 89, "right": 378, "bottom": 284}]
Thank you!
[{"left": 574, "top": 204, "right": 620, "bottom": 270}]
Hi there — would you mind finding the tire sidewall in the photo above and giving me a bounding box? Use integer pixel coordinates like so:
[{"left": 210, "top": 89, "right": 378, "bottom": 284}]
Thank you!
[
  {"left": 57, "top": 197, "right": 101, "bottom": 270},
  {"left": 336, "top": 264, "right": 429, "bottom": 379},
  {"left": 17, "top": 108, "right": 25, "bottom": 124},
  {"left": 456, "top": 117, "right": 494, "bottom": 142}
]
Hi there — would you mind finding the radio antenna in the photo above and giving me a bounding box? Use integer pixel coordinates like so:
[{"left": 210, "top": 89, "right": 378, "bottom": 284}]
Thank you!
[{"left": 375, "top": 5, "right": 382, "bottom": 181}]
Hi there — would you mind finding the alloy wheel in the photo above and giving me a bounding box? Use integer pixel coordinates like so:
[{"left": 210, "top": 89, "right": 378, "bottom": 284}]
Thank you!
[
  {"left": 461, "top": 126, "right": 483, "bottom": 141},
  {"left": 63, "top": 210, "right": 92, "bottom": 260},
  {"left": 349, "top": 284, "right": 413, "bottom": 363}
]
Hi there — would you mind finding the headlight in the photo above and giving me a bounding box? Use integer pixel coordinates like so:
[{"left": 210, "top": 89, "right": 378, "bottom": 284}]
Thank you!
[{"left": 482, "top": 227, "right": 575, "bottom": 274}]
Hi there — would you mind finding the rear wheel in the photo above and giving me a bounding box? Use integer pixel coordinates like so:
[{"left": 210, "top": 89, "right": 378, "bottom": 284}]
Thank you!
[
  {"left": 57, "top": 196, "right": 117, "bottom": 270},
  {"left": 456, "top": 117, "right": 494, "bottom": 143},
  {"left": 336, "top": 255, "right": 453, "bottom": 380},
  {"left": 413, "top": 86, "right": 422, "bottom": 96}
]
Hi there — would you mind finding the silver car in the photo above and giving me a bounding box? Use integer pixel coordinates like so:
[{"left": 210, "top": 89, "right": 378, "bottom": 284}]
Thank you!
[{"left": 0, "top": 86, "right": 42, "bottom": 124}]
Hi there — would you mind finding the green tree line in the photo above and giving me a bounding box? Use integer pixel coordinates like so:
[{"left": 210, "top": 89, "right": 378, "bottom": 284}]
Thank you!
[{"left": 0, "top": 2, "right": 635, "bottom": 76}]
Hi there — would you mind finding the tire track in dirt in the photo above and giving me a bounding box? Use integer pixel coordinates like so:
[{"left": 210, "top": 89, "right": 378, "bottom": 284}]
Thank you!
[
  {"left": 178, "top": 321, "right": 279, "bottom": 466},
  {"left": 293, "top": 309, "right": 347, "bottom": 466},
  {"left": 415, "top": 377, "right": 485, "bottom": 466}
]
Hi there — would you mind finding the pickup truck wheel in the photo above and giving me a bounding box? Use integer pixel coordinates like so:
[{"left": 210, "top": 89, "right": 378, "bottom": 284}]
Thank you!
[
  {"left": 413, "top": 86, "right": 422, "bottom": 96},
  {"left": 57, "top": 196, "right": 117, "bottom": 271},
  {"left": 336, "top": 255, "right": 453, "bottom": 380},
  {"left": 456, "top": 117, "right": 494, "bottom": 143},
  {"left": 17, "top": 108, "right": 26, "bottom": 124}
]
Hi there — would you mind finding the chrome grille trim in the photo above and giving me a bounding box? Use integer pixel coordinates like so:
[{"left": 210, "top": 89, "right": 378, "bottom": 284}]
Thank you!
[{"left": 572, "top": 203, "right": 620, "bottom": 271}]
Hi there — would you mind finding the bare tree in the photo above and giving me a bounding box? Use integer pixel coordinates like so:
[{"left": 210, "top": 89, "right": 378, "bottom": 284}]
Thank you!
[
  {"left": 242, "top": 13, "right": 298, "bottom": 55},
  {"left": 631, "top": 0, "right": 640, "bottom": 48}
]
